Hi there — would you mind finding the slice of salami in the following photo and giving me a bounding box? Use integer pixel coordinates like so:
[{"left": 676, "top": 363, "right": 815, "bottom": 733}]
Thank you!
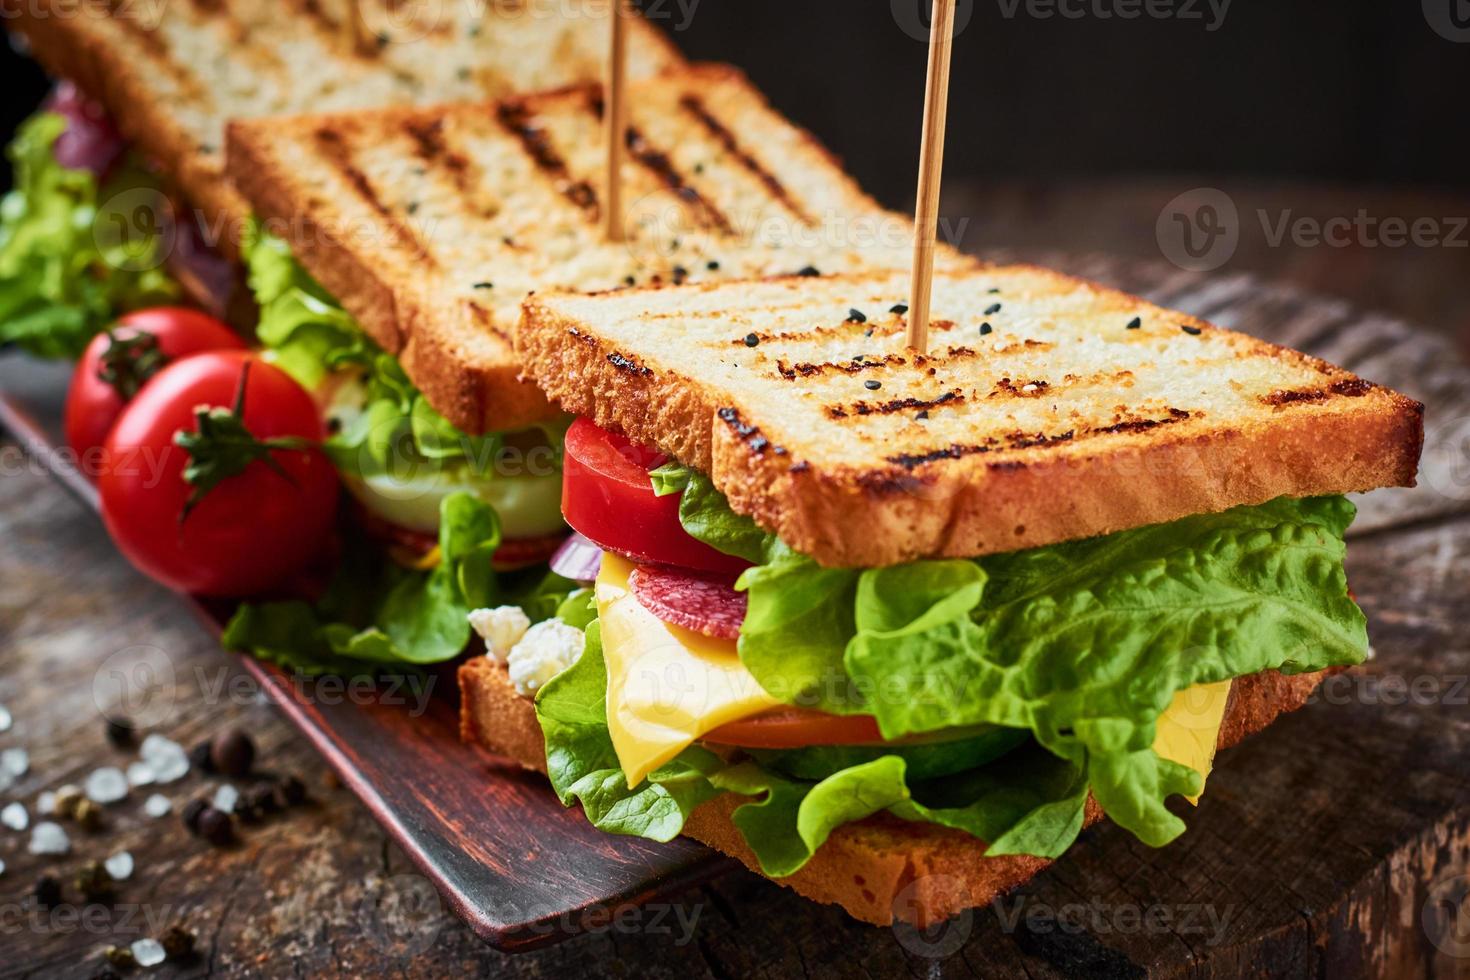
[{"left": 628, "top": 564, "right": 748, "bottom": 641}]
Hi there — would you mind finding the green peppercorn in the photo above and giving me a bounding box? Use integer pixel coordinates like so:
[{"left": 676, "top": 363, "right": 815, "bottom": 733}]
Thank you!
[
  {"left": 74, "top": 861, "right": 113, "bottom": 901},
  {"left": 103, "top": 945, "right": 136, "bottom": 969},
  {"left": 73, "top": 798, "right": 105, "bottom": 832},
  {"left": 54, "top": 785, "right": 83, "bottom": 820}
]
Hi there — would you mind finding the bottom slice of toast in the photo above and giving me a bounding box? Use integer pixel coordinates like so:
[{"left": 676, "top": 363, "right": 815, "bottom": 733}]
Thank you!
[{"left": 458, "top": 656, "right": 1332, "bottom": 927}]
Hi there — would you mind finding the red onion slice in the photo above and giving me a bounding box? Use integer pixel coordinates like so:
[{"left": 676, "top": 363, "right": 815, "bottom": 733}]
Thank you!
[
  {"left": 44, "top": 82, "right": 127, "bottom": 178},
  {"left": 549, "top": 532, "right": 604, "bottom": 584}
]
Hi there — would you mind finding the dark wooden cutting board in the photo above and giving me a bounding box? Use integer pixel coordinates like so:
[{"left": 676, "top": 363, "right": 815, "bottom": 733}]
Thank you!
[{"left": 3, "top": 252, "right": 1468, "bottom": 974}]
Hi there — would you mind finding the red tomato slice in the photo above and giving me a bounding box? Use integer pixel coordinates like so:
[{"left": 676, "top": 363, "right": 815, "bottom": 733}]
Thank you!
[
  {"left": 700, "top": 708, "right": 884, "bottom": 749},
  {"left": 562, "top": 417, "right": 749, "bottom": 576},
  {"left": 65, "top": 307, "right": 246, "bottom": 466}
]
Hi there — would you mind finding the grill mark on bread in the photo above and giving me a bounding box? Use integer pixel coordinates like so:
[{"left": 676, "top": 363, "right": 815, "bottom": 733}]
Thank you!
[
  {"left": 827, "top": 390, "right": 964, "bottom": 419},
  {"left": 464, "top": 300, "right": 512, "bottom": 345},
  {"left": 108, "top": 11, "right": 213, "bottom": 107},
  {"left": 607, "top": 351, "right": 652, "bottom": 375},
  {"left": 495, "top": 100, "right": 601, "bottom": 220},
  {"left": 402, "top": 116, "right": 494, "bottom": 213},
  {"left": 312, "top": 127, "right": 438, "bottom": 267},
  {"left": 679, "top": 95, "right": 813, "bottom": 224},
  {"left": 718, "top": 407, "right": 773, "bottom": 455},
  {"left": 624, "top": 126, "right": 733, "bottom": 234},
  {"left": 776, "top": 353, "right": 907, "bottom": 379},
  {"left": 883, "top": 410, "right": 1195, "bottom": 469},
  {"left": 1262, "top": 378, "right": 1378, "bottom": 407}
]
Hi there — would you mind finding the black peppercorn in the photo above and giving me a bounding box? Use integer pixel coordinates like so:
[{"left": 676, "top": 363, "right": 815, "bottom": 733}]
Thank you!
[
  {"left": 91, "top": 967, "right": 122, "bottom": 980},
  {"left": 160, "top": 924, "right": 196, "bottom": 959},
  {"left": 245, "top": 783, "right": 279, "bottom": 815},
  {"left": 189, "top": 740, "right": 214, "bottom": 774},
  {"left": 104, "top": 717, "right": 136, "bottom": 748},
  {"left": 34, "top": 874, "right": 63, "bottom": 908},
  {"left": 210, "top": 730, "right": 255, "bottom": 778},
  {"left": 197, "top": 807, "right": 234, "bottom": 846},
  {"left": 181, "top": 798, "right": 209, "bottom": 835},
  {"left": 278, "top": 775, "right": 307, "bottom": 806}
]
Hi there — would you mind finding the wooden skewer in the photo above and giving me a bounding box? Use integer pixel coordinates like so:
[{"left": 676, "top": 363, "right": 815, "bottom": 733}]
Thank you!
[
  {"left": 905, "top": 0, "right": 956, "bottom": 353},
  {"left": 603, "top": 0, "right": 629, "bottom": 242}
]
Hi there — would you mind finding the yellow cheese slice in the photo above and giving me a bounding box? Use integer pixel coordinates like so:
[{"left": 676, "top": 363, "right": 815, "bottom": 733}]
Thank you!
[
  {"left": 596, "top": 554, "right": 780, "bottom": 786},
  {"left": 1151, "top": 679, "right": 1233, "bottom": 804}
]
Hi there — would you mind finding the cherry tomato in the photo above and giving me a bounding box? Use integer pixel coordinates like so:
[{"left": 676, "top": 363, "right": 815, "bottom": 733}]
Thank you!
[
  {"left": 701, "top": 708, "right": 884, "bottom": 749},
  {"left": 562, "top": 418, "right": 749, "bottom": 575},
  {"left": 65, "top": 307, "right": 246, "bottom": 466},
  {"left": 99, "top": 351, "right": 339, "bottom": 597}
]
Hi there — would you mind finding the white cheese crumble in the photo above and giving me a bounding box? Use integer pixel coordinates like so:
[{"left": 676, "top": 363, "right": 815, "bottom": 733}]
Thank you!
[
  {"left": 506, "top": 619, "right": 585, "bottom": 698},
  {"left": 468, "top": 605, "right": 532, "bottom": 664}
]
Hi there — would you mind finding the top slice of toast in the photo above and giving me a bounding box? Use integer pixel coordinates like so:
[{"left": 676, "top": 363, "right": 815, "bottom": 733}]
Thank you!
[
  {"left": 519, "top": 267, "right": 1424, "bottom": 566},
  {"left": 225, "top": 64, "right": 976, "bottom": 431},
  {"left": 3, "top": 0, "right": 682, "bottom": 255}
]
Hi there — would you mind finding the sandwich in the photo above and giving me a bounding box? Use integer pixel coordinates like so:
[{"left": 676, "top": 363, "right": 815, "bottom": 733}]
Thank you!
[
  {"left": 456, "top": 265, "right": 1423, "bottom": 925},
  {"left": 216, "top": 64, "right": 973, "bottom": 670}
]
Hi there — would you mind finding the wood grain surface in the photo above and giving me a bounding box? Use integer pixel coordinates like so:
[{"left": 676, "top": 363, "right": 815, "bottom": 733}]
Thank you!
[{"left": 3, "top": 185, "right": 1470, "bottom": 978}]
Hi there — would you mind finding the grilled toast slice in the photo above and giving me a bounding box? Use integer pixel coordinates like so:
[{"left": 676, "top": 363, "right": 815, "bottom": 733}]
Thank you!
[
  {"left": 226, "top": 64, "right": 977, "bottom": 432},
  {"left": 457, "top": 654, "right": 1336, "bottom": 927},
  {"left": 519, "top": 266, "right": 1424, "bottom": 565},
  {"left": 3, "top": 0, "right": 682, "bottom": 257}
]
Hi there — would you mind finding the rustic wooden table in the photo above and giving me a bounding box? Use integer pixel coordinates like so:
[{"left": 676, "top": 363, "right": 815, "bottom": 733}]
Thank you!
[{"left": 3, "top": 181, "right": 1469, "bottom": 979}]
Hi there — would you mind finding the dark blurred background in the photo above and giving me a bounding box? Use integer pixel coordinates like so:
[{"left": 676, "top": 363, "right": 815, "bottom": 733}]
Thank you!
[
  {"left": 4, "top": 0, "right": 1466, "bottom": 200},
  {"left": 3, "top": 0, "right": 1467, "bottom": 336}
]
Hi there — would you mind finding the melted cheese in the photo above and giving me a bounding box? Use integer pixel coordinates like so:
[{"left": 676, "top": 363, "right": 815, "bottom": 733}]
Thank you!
[
  {"left": 598, "top": 548, "right": 1231, "bottom": 799},
  {"left": 596, "top": 554, "right": 779, "bottom": 786},
  {"left": 1152, "top": 679, "right": 1233, "bottom": 804}
]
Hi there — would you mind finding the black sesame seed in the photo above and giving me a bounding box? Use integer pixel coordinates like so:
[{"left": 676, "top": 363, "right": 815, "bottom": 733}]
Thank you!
[
  {"left": 1126, "top": 316, "right": 1142, "bottom": 330},
  {"left": 744, "top": 333, "right": 759, "bottom": 348},
  {"left": 472, "top": 281, "right": 493, "bottom": 290},
  {"left": 622, "top": 275, "right": 636, "bottom": 286},
  {"left": 796, "top": 266, "right": 820, "bottom": 277},
  {"left": 864, "top": 328, "right": 874, "bottom": 338},
  {"left": 406, "top": 201, "right": 420, "bottom": 215},
  {"left": 847, "top": 308, "right": 867, "bottom": 324},
  {"left": 706, "top": 260, "right": 720, "bottom": 271},
  {"left": 1181, "top": 324, "right": 1203, "bottom": 336},
  {"left": 864, "top": 380, "right": 881, "bottom": 390},
  {"left": 987, "top": 287, "right": 1001, "bottom": 294},
  {"left": 890, "top": 304, "right": 908, "bottom": 315},
  {"left": 979, "top": 322, "right": 993, "bottom": 335},
  {"left": 916, "top": 410, "right": 929, "bottom": 420},
  {"left": 673, "top": 265, "right": 688, "bottom": 279},
  {"left": 984, "top": 303, "right": 1002, "bottom": 316}
]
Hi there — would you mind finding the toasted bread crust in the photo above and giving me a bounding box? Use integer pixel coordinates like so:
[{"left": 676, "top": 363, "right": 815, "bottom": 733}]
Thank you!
[
  {"left": 518, "top": 266, "right": 1424, "bottom": 565},
  {"left": 458, "top": 656, "right": 1334, "bottom": 927}
]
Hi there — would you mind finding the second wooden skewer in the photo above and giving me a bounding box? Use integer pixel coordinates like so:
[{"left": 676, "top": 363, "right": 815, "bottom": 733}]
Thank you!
[
  {"left": 603, "top": 0, "right": 629, "bottom": 243},
  {"left": 906, "top": 0, "right": 957, "bottom": 353}
]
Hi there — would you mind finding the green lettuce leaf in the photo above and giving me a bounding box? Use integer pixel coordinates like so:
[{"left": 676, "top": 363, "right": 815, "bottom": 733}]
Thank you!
[
  {"left": 648, "top": 460, "right": 691, "bottom": 497},
  {"left": 223, "top": 492, "right": 575, "bottom": 670},
  {"left": 536, "top": 621, "right": 724, "bottom": 840},
  {"left": 1, "top": 112, "right": 177, "bottom": 357}
]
